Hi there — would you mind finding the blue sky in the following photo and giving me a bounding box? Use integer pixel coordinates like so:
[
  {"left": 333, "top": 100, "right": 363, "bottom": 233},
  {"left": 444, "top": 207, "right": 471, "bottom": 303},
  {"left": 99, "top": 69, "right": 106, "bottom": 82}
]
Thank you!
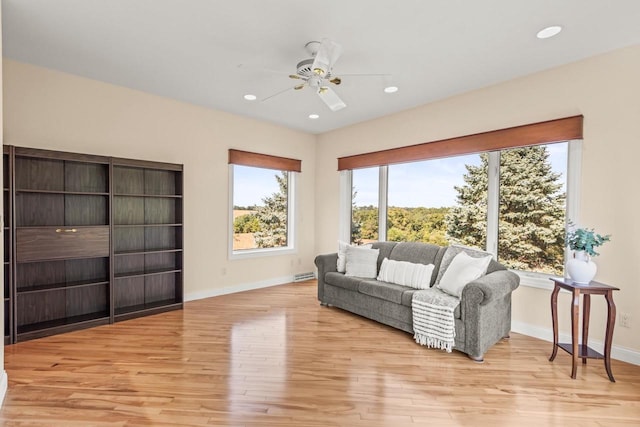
[
  {"left": 234, "top": 143, "right": 568, "bottom": 208},
  {"left": 233, "top": 165, "right": 281, "bottom": 207},
  {"left": 354, "top": 142, "right": 568, "bottom": 208}
]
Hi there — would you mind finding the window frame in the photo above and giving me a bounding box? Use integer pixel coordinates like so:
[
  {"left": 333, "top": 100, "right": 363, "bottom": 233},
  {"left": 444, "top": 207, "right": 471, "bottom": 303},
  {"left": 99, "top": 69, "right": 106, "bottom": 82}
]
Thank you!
[
  {"left": 340, "top": 140, "right": 582, "bottom": 290},
  {"left": 228, "top": 164, "right": 297, "bottom": 260}
]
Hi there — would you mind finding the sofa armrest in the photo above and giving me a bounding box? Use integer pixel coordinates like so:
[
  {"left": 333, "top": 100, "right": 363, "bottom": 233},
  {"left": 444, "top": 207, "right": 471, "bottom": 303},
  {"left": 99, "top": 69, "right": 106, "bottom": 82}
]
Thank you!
[
  {"left": 314, "top": 253, "right": 339, "bottom": 303},
  {"left": 459, "top": 269, "right": 520, "bottom": 359},
  {"left": 462, "top": 269, "right": 520, "bottom": 306}
]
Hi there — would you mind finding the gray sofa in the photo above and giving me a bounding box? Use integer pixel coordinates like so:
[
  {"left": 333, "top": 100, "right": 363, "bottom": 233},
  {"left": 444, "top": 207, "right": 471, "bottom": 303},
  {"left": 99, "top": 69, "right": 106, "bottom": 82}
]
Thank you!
[{"left": 314, "top": 241, "right": 520, "bottom": 361}]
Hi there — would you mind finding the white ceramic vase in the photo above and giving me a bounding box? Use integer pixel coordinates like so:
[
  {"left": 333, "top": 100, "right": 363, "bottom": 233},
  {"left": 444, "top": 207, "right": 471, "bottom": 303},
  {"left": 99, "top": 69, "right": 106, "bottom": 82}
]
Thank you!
[{"left": 566, "top": 250, "right": 597, "bottom": 284}]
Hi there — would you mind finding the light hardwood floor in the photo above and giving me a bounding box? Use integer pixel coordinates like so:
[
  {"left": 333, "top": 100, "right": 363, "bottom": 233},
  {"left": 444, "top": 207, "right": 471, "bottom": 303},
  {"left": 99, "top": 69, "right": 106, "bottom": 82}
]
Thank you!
[{"left": 2, "top": 280, "right": 640, "bottom": 426}]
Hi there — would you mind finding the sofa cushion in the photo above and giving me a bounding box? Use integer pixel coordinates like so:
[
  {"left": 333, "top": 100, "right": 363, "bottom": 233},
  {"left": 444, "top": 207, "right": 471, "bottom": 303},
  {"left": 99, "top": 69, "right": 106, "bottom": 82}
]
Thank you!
[
  {"left": 324, "top": 272, "right": 363, "bottom": 292},
  {"left": 389, "top": 242, "right": 441, "bottom": 264},
  {"left": 401, "top": 289, "right": 461, "bottom": 319},
  {"left": 358, "top": 280, "right": 409, "bottom": 305},
  {"left": 370, "top": 241, "right": 398, "bottom": 271}
]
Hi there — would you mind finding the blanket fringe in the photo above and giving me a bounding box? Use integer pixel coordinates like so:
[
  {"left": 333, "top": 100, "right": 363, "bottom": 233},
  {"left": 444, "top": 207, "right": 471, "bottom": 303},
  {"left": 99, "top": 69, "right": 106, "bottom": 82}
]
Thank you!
[
  {"left": 411, "top": 288, "right": 459, "bottom": 354},
  {"left": 414, "top": 333, "right": 454, "bottom": 353}
]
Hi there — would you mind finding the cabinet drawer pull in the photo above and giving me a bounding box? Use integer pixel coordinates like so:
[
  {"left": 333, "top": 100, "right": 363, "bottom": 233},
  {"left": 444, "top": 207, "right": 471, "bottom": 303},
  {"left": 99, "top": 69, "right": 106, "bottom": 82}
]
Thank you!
[{"left": 55, "top": 228, "right": 78, "bottom": 233}]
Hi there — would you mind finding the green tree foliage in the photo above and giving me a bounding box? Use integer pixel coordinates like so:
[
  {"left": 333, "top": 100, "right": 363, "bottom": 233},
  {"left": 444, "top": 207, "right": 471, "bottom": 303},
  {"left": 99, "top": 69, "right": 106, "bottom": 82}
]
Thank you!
[
  {"left": 352, "top": 205, "right": 449, "bottom": 246},
  {"left": 387, "top": 207, "right": 449, "bottom": 246},
  {"left": 233, "top": 213, "right": 260, "bottom": 233},
  {"left": 446, "top": 147, "right": 566, "bottom": 274},
  {"left": 352, "top": 205, "right": 379, "bottom": 242},
  {"left": 254, "top": 171, "right": 288, "bottom": 248}
]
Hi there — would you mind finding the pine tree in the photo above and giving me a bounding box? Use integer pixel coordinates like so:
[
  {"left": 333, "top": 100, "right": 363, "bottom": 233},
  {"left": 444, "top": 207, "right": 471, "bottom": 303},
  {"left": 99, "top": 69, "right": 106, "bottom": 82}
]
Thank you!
[
  {"left": 445, "top": 146, "right": 566, "bottom": 274},
  {"left": 254, "top": 172, "right": 288, "bottom": 248}
]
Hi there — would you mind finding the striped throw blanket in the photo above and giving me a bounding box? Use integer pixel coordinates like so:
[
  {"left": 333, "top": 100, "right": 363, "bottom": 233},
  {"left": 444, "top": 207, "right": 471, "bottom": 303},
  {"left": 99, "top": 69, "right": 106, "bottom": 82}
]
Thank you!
[{"left": 412, "top": 288, "right": 460, "bottom": 352}]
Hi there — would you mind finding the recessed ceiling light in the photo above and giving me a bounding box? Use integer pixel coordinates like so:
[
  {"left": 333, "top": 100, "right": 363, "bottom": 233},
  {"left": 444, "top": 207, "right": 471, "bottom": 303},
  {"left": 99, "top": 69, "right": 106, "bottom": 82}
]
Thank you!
[
  {"left": 243, "top": 94, "right": 257, "bottom": 101},
  {"left": 537, "top": 25, "right": 562, "bottom": 39},
  {"left": 308, "top": 114, "right": 320, "bottom": 119},
  {"left": 384, "top": 86, "right": 399, "bottom": 94}
]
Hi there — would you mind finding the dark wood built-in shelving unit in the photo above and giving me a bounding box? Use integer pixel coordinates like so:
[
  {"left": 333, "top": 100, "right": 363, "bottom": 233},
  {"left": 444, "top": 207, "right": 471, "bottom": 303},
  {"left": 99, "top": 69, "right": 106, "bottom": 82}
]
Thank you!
[
  {"left": 2, "top": 146, "right": 184, "bottom": 343},
  {"left": 111, "top": 159, "right": 183, "bottom": 322},
  {"left": 3, "top": 146, "right": 14, "bottom": 344}
]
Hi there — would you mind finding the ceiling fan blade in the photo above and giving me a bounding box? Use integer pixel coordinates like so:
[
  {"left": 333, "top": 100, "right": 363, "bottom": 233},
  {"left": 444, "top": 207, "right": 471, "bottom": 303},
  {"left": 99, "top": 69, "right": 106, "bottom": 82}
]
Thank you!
[
  {"left": 261, "top": 86, "right": 295, "bottom": 102},
  {"left": 312, "top": 38, "right": 342, "bottom": 77},
  {"left": 294, "top": 84, "right": 305, "bottom": 90},
  {"left": 335, "top": 73, "right": 391, "bottom": 77},
  {"left": 317, "top": 86, "right": 346, "bottom": 111}
]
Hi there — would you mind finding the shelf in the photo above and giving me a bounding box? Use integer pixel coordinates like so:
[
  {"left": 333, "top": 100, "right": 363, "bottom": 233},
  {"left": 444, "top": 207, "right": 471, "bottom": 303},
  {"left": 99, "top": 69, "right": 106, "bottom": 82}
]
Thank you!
[
  {"left": 115, "top": 300, "right": 182, "bottom": 318},
  {"left": 114, "top": 193, "right": 182, "bottom": 199},
  {"left": 17, "top": 279, "right": 109, "bottom": 295},
  {"left": 114, "top": 223, "right": 182, "bottom": 228},
  {"left": 115, "top": 248, "right": 183, "bottom": 256},
  {"left": 16, "top": 189, "right": 109, "bottom": 196},
  {"left": 17, "top": 311, "right": 110, "bottom": 336},
  {"left": 115, "top": 268, "right": 181, "bottom": 279},
  {"left": 557, "top": 343, "right": 604, "bottom": 359}
]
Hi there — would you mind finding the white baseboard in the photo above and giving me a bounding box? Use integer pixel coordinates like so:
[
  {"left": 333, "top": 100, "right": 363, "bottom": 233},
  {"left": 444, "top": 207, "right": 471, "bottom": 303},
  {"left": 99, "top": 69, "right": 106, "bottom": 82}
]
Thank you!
[
  {"left": 184, "top": 275, "right": 295, "bottom": 302},
  {"left": 0, "top": 370, "right": 7, "bottom": 406},
  {"left": 512, "top": 321, "right": 640, "bottom": 366}
]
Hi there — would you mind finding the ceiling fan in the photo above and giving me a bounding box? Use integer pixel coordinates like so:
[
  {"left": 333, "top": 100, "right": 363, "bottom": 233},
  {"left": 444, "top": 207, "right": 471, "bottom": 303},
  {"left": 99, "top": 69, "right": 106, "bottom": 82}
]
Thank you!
[{"left": 263, "top": 38, "right": 347, "bottom": 111}]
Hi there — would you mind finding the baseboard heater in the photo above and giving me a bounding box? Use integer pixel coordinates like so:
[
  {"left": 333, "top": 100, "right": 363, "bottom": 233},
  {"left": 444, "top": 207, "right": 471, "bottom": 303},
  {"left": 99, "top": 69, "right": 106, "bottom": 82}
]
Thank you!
[{"left": 294, "top": 272, "right": 316, "bottom": 282}]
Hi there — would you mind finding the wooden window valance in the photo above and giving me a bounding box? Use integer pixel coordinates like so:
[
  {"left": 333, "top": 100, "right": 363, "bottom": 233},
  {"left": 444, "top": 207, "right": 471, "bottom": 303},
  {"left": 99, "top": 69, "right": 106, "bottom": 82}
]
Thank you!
[
  {"left": 337, "top": 115, "right": 583, "bottom": 170},
  {"left": 229, "top": 149, "right": 302, "bottom": 172}
]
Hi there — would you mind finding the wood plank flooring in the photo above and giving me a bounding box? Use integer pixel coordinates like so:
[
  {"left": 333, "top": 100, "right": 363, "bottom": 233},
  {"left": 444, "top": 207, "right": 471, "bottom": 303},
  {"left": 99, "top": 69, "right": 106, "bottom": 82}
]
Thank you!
[{"left": 2, "top": 280, "right": 640, "bottom": 426}]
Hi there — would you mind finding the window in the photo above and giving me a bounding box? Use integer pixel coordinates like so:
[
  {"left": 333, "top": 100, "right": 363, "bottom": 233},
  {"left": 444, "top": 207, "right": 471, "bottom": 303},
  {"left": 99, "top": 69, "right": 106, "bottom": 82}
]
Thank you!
[
  {"left": 228, "top": 150, "right": 300, "bottom": 257},
  {"left": 387, "top": 155, "right": 483, "bottom": 246},
  {"left": 343, "top": 143, "right": 575, "bottom": 279},
  {"left": 351, "top": 167, "right": 380, "bottom": 244},
  {"left": 496, "top": 143, "right": 568, "bottom": 275},
  {"left": 337, "top": 116, "right": 583, "bottom": 286}
]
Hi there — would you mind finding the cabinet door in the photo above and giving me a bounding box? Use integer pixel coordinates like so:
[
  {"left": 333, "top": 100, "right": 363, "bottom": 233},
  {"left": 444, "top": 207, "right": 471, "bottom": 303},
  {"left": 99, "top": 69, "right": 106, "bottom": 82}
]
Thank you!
[{"left": 16, "top": 226, "right": 109, "bottom": 262}]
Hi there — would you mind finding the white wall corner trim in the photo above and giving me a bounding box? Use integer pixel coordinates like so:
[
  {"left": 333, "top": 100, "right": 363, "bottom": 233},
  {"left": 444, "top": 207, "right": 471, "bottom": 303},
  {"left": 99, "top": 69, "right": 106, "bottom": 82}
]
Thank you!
[
  {"left": 184, "top": 275, "right": 295, "bottom": 302},
  {"left": 512, "top": 321, "right": 640, "bottom": 366},
  {"left": 0, "top": 370, "right": 7, "bottom": 406}
]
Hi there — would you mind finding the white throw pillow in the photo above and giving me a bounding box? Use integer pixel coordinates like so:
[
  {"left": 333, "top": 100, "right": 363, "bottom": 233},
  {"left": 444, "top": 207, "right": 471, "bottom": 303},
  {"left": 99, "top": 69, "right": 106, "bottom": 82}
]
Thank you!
[
  {"left": 344, "top": 245, "right": 380, "bottom": 278},
  {"left": 435, "top": 244, "right": 492, "bottom": 286},
  {"left": 436, "top": 251, "right": 493, "bottom": 297},
  {"left": 377, "top": 258, "right": 435, "bottom": 290},
  {"left": 337, "top": 240, "right": 371, "bottom": 273}
]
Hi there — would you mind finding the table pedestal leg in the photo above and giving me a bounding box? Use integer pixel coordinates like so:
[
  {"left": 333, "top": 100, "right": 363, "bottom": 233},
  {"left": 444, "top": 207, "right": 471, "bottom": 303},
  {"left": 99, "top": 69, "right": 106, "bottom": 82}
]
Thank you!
[
  {"left": 604, "top": 291, "right": 616, "bottom": 382},
  {"left": 582, "top": 294, "right": 591, "bottom": 364},
  {"left": 549, "top": 285, "right": 560, "bottom": 362},
  {"left": 571, "top": 289, "right": 580, "bottom": 379}
]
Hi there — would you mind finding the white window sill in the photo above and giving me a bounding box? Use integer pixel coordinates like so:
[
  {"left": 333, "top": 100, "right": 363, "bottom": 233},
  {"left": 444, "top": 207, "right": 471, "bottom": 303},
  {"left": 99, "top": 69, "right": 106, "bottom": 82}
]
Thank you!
[
  {"left": 514, "top": 270, "right": 559, "bottom": 291},
  {"left": 230, "top": 246, "right": 297, "bottom": 260}
]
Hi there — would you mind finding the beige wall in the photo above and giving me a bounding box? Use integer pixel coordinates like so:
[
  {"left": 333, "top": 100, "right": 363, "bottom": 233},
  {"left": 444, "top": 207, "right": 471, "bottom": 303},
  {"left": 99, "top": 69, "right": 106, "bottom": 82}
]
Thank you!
[
  {"left": 315, "top": 45, "right": 640, "bottom": 354},
  {"left": 2, "top": 60, "right": 317, "bottom": 299}
]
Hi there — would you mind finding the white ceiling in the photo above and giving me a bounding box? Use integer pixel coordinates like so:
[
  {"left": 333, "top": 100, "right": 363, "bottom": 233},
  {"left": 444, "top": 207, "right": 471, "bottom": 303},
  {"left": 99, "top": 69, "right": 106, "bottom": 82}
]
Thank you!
[{"left": 3, "top": 1, "right": 640, "bottom": 134}]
